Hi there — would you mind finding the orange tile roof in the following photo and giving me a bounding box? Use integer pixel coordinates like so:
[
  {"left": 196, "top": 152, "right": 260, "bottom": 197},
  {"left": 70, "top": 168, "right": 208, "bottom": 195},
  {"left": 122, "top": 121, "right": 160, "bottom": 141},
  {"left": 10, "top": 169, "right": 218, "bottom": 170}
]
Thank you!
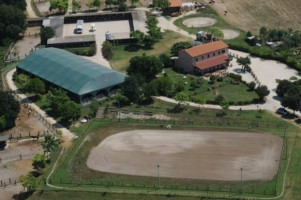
[
  {"left": 195, "top": 54, "right": 228, "bottom": 70},
  {"left": 169, "top": 0, "right": 182, "bottom": 7},
  {"left": 185, "top": 41, "right": 228, "bottom": 58}
]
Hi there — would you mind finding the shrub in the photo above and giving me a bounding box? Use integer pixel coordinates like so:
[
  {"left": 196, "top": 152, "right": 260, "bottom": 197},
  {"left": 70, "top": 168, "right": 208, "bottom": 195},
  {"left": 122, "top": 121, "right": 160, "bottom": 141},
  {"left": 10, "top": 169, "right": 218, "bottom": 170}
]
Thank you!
[
  {"left": 40, "top": 27, "right": 55, "bottom": 45},
  {"left": 102, "top": 41, "right": 113, "bottom": 60}
]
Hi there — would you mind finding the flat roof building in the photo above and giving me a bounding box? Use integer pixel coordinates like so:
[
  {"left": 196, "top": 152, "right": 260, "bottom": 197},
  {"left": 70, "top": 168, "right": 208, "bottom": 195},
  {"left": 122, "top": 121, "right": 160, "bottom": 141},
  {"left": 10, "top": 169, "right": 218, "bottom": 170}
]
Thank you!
[{"left": 17, "top": 48, "right": 125, "bottom": 105}]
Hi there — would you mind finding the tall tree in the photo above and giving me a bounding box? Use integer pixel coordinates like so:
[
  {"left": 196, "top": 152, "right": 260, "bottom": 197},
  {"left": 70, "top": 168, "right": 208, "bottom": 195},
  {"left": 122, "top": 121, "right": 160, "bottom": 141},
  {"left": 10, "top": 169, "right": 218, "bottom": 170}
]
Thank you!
[
  {"left": 122, "top": 76, "right": 141, "bottom": 104},
  {"left": 281, "top": 85, "right": 301, "bottom": 112},
  {"left": 170, "top": 42, "right": 192, "bottom": 56},
  {"left": 127, "top": 54, "right": 163, "bottom": 82},
  {"left": 32, "top": 154, "right": 46, "bottom": 173},
  {"left": 49, "top": 0, "right": 68, "bottom": 13},
  {"left": 26, "top": 78, "right": 45, "bottom": 95},
  {"left": 255, "top": 85, "right": 270, "bottom": 101},
  {"left": 19, "top": 173, "right": 36, "bottom": 192},
  {"left": 0, "top": 91, "right": 20, "bottom": 129},
  {"left": 153, "top": 0, "right": 170, "bottom": 11},
  {"left": 42, "top": 134, "right": 59, "bottom": 158},
  {"left": 0, "top": 4, "right": 26, "bottom": 42},
  {"left": 40, "top": 27, "right": 55, "bottom": 45},
  {"left": 276, "top": 79, "right": 292, "bottom": 98},
  {"left": 58, "top": 100, "right": 81, "bottom": 121},
  {"left": 237, "top": 56, "right": 251, "bottom": 71}
]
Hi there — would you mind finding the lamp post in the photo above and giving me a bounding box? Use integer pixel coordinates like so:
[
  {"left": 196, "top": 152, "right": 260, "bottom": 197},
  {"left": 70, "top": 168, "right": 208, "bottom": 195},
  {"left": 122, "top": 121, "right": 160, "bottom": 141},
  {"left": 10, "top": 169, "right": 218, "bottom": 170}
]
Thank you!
[{"left": 157, "top": 164, "right": 160, "bottom": 187}]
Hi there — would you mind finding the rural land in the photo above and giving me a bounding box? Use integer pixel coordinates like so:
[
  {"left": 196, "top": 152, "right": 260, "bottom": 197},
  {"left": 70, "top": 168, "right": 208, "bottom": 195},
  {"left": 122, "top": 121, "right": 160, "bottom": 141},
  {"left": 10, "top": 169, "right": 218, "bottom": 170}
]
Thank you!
[{"left": 0, "top": 0, "right": 301, "bottom": 199}]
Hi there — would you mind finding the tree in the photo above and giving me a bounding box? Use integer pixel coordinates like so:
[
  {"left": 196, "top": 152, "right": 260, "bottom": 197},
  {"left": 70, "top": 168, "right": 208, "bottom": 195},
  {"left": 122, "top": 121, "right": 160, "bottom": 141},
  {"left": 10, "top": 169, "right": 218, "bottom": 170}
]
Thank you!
[
  {"left": 276, "top": 80, "right": 292, "bottom": 98},
  {"left": 92, "top": 0, "right": 100, "bottom": 8},
  {"left": 58, "top": 100, "right": 81, "bottom": 121},
  {"left": 49, "top": 0, "right": 68, "bottom": 13},
  {"left": 130, "top": 30, "right": 145, "bottom": 48},
  {"left": 117, "top": 0, "right": 128, "bottom": 11},
  {"left": 40, "top": 27, "right": 55, "bottom": 45},
  {"left": 89, "top": 100, "right": 99, "bottom": 117},
  {"left": 45, "top": 88, "right": 69, "bottom": 116},
  {"left": 0, "top": 4, "right": 26, "bottom": 42},
  {"left": 26, "top": 78, "right": 45, "bottom": 95},
  {"left": 255, "top": 85, "right": 270, "bottom": 101},
  {"left": 122, "top": 76, "right": 142, "bottom": 104},
  {"left": 191, "top": 95, "right": 205, "bottom": 105},
  {"left": 248, "top": 81, "right": 256, "bottom": 91},
  {"left": 215, "top": 94, "right": 225, "bottom": 104},
  {"left": 0, "top": 116, "right": 6, "bottom": 131},
  {"left": 220, "top": 100, "right": 229, "bottom": 115},
  {"left": 19, "top": 173, "right": 36, "bottom": 192},
  {"left": 101, "top": 41, "right": 113, "bottom": 60},
  {"left": 85, "top": 0, "right": 94, "bottom": 11},
  {"left": 42, "top": 134, "right": 59, "bottom": 158},
  {"left": 0, "top": 91, "right": 20, "bottom": 129},
  {"left": 130, "top": 0, "right": 138, "bottom": 7},
  {"left": 237, "top": 56, "right": 251, "bottom": 71},
  {"left": 32, "top": 154, "right": 46, "bottom": 173},
  {"left": 105, "top": 0, "right": 113, "bottom": 8},
  {"left": 171, "top": 42, "right": 192, "bottom": 56},
  {"left": 72, "top": 0, "right": 81, "bottom": 11},
  {"left": 127, "top": 55, "right": 163, "bottom": 82},
  {"left": 207, "top": 27, "right": 224, "bottom": 40},
  {"left": 0, "top": 0, "right": 26, "bottom": 10},
  {"left": 143, "top": 34, "right": 156, "bottom": 49},
  {"left": 153, "top": 0, "right": 170, "bottom": 11},
  {"left": 159, "top": 53, "right": 173, "bottom": 68},
  {"left": 281, "top": 85, "right": 301, "bottom": 112},
  {"left": 175, "top": 92, "right": 189, "bottom": 104}
]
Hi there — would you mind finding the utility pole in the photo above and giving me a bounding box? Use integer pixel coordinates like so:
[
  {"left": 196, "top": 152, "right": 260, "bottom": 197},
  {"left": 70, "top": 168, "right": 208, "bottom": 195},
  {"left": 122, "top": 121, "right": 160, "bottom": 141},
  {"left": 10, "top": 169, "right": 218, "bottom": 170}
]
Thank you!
[
  {"left": 240, "top": 168, "right": 243, "bottom": 195},
  {"left": 157, "top": 164, "right": 160, "bottom": 187}
]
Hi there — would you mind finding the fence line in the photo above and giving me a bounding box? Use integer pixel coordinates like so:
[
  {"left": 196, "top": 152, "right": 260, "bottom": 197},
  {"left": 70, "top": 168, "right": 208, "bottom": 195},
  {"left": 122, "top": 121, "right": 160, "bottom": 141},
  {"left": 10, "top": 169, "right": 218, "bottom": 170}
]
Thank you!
[
  {"left": 0, "top": 177, "right": 19, "bottom": 189},
  {"left": 0, "top": 152, "right": 37, "bottom": 164}
]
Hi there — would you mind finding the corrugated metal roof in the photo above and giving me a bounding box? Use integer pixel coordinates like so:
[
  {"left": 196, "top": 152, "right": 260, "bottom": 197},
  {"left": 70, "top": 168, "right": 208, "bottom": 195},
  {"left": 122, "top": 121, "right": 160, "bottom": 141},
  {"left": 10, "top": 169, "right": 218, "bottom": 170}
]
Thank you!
[
  {"left": 184, "top": 41, "right": 229, "bottom": 57},
  {"left": 17, "top": 48, "right": 125, "bottom": 96}
]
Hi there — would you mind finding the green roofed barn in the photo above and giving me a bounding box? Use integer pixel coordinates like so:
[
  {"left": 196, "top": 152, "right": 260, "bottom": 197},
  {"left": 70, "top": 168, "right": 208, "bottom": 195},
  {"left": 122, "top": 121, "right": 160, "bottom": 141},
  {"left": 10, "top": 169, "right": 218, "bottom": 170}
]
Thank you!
[{"left": 17, "top": 48, "right": 125, "bottom": 105}]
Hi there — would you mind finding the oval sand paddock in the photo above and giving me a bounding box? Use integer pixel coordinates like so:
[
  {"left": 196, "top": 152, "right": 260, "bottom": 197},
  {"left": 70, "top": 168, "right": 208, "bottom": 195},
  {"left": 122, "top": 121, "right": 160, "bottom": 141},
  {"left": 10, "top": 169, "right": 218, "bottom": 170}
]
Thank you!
[{"left": 87, "top": 130, "right": 282, "bottom": 181}]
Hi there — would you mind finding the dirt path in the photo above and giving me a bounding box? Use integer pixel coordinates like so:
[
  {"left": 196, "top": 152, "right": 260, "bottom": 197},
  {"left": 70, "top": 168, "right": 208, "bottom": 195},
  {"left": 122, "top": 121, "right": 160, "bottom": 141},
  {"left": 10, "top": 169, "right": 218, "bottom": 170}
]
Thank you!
[
  {"left": 87, "top": 130, "right": 282, "bottom": 181},
  {"left": 6, "top": 69, "right": 77, "bottom": 142},
  {"left": 26, "top": 0, "right": 38, "bottom": 18}
]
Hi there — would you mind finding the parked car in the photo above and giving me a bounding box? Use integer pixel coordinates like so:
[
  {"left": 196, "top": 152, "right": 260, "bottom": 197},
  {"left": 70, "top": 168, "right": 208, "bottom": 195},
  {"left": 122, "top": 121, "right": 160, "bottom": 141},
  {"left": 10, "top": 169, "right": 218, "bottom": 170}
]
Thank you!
[{"left": 276, "top": 107, "right": 288, "bottom": 116}]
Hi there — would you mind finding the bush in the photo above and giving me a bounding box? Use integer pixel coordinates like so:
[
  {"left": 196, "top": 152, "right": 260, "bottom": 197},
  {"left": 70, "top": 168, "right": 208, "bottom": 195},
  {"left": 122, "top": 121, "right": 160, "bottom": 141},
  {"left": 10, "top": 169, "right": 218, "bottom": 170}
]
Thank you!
[
  {"left": 228, "top": 73, "right": 242, "bottom": 82},
  {"left": 40, "top": 27, "right": 55, "bottom": 45},
  {"left": 102, "top": 41, "right": 113, "bottom": 59}
]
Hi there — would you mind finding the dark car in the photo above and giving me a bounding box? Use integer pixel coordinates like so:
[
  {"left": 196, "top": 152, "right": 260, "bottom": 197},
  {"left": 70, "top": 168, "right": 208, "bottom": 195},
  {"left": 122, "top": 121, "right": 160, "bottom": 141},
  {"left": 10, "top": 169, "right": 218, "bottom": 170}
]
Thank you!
[{"left": 276, "top": 107, "right": 288, "bottom": 116}]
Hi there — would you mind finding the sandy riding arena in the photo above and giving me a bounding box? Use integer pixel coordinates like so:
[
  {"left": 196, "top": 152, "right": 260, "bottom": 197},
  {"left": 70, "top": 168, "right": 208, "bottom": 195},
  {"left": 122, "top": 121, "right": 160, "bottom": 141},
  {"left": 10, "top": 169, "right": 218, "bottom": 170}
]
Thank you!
[
  {"left": 183, "top": 17, "right": 217, "bottom": 27},
  {"left": 87, "top": 130, "right": 282, "bottom": 181},
  {"left": 222, "top": 29, "right": 240, "bottom": 40}
]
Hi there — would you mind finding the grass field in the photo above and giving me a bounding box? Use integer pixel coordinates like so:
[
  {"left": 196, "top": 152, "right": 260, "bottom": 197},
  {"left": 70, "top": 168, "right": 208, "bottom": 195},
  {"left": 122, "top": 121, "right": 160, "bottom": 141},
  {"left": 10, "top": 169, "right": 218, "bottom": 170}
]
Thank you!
[
  {"left": 36, "top": 97, "right": 299, "bottom": 198},
  {"left": 109, "top": 30, "right": 190, "bottom": 72},
  {"left": 211, "top": 0, "right": 301, "bottom": 33},
  {"left": 165, "top": 68, "right": 259, "bottom": 104}
]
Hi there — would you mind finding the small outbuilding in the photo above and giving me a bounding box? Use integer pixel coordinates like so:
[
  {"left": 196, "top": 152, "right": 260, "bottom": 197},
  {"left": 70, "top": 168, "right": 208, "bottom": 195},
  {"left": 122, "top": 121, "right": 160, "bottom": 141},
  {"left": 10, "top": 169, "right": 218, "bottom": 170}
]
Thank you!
[{"left": 17, "top": 48, "right": 126, "bottom": 105}]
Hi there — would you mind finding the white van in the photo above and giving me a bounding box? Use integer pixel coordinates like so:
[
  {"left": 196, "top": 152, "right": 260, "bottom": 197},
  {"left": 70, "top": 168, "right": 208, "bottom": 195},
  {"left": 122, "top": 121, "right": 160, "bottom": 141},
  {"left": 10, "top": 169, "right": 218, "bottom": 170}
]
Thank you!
[{"left": 76, "top": 20, "right": 84, "bottom": 34}]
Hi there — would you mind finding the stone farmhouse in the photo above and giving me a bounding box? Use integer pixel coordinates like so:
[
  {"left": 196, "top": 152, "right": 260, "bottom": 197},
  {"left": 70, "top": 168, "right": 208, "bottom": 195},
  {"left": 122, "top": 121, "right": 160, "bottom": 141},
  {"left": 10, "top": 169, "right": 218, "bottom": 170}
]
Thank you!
[{"left": 177, "top": 41, "right": 229, "bottom": 75}]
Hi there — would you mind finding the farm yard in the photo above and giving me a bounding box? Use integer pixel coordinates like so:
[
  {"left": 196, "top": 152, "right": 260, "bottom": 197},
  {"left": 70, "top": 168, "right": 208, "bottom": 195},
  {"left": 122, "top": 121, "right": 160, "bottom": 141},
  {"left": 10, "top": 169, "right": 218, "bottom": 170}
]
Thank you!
[{"left": 212, "top": 0, "right": 301, "bottom": 33}]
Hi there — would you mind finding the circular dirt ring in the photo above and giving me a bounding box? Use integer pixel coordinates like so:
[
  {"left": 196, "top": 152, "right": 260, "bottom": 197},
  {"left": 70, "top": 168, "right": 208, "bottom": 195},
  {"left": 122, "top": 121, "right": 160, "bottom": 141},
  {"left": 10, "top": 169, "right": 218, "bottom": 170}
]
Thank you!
[
  {"left": 183, "top": 17, "right": 217, "bottom": 27},
  {"left": 222, "top": 29, "right": 240, "bottom": 39}
]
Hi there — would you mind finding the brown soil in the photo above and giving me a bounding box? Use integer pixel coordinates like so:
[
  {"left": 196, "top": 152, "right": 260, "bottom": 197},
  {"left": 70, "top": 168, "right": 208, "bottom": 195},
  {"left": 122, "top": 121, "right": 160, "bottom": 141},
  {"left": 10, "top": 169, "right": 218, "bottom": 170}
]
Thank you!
[
  {"left": 212, "top": 0, "right": 301, "bottom": 33},
  {"left": 88, "top": 130, "right": 282, "bottom": 181}
]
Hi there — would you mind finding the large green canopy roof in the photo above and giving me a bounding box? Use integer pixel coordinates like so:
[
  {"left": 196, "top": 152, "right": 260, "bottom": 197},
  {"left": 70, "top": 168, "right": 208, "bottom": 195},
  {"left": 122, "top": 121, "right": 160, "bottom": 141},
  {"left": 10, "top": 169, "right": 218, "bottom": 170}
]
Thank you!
[{"left": 17, "top": 48, "right": 125, "bottom": 96}]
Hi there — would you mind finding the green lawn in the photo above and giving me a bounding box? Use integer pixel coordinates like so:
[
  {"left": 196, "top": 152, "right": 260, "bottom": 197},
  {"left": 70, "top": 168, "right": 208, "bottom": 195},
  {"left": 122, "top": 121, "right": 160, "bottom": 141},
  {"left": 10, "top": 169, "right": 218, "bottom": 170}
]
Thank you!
[
  {"left": 28, "top": 190, "right": 204, "bottom": 200},
  {"left": 109, "top": 30, "right": 190, "bottom": 72},
  {"left": 164, "top": 68, "right": 259, "bottom": 104}
]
